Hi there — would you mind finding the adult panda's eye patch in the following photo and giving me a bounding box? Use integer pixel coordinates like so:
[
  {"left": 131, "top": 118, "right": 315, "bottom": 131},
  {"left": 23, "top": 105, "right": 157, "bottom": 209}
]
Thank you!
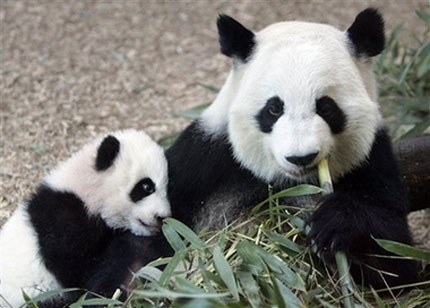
[
  {"left": 130, "top": 178, "right": 156, "bottom": 202},
  {"left": 256, "top": 96, "right": 284, "bottom": 133},
  {"left": 316, "top": 96, "right": 346, "bottom": 134}
]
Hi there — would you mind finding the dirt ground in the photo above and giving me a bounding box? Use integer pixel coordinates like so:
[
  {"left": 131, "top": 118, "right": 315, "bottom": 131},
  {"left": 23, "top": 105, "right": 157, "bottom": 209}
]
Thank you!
[{"left": 1, "top": 1, "right": 429, "bottom": 249}]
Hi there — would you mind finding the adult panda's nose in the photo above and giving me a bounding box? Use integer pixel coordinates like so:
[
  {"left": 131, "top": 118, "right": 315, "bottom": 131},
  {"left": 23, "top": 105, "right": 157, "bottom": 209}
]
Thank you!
[{"left": 286, "top": 152, "right": 319, "bottom": 166}]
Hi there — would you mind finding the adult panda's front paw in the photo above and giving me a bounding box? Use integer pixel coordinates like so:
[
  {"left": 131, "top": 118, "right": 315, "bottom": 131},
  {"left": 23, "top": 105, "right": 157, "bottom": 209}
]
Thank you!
[{"left": 308, "top": 192, "right": 367, "bottom": 260}]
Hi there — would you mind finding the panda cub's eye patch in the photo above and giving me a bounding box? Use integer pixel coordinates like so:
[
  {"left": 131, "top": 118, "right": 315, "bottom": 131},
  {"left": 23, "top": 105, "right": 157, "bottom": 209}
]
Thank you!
[
  {"left": 256, "top": 96, "right": 284, "bottom": 133},
  {"left": 130, "top": 177, "right": 156, "bottom": 203},
  {"left": 316, "top": 96, "right": 346, "bottom": 134}
]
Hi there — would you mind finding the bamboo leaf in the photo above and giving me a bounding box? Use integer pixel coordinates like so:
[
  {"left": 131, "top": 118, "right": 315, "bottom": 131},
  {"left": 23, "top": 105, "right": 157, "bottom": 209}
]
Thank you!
[
  {"left": 197, "top": 82, "right": 220, "bottom": 93},
  {"left": 252, "top": 184, "right": 324, "bottom": 213},
  {"left": 173, "top": 103, "right": 210, "bottom": 119},
  {"left": 171, "top": 298, "right": 221, "bottom": 308},
  {"left": 165, "top": 218, "right": 206, "bottom": 250},
  {"left": 258, "top": 249, "right": 305, "bottom": 290},
  {"left": 71, "top": 298, "right": 122, "bottom": 307},
  {"left": 370, "top": 288, "right": 387, "bottom": 308},
  {"left": 399, "top": 117, "right": 430, "bottom": 139},
  {"left": 203, "top": 270, "right": 225, "bottom": 287},
  {"left": 162, "top": 222, "right": 187, "bottom": 252},
  {"left": 237, "top": 271, "right": 261, "bottom": 308},
  {"left": 159, "top": 251, "right": 185, "bottom": 287},
  {"left": 375, "top": 238, "right": 430, "bottom": 261},
  {"left": 158, "top": 131, "right": 180, "bottom": 148},
  {"left": 416, "top": 54, "right": 430, "bottom": 78},
  {"left": 24, "top": 288, "right": 80, "bottom": 306},
  {"left": 416, "top": 9, "right": 430, "bottom": 23},
  {"left": 263, "top": 230, "right": 303, "bottom": 253},
  {"left": 213, "top": 246, "right": 239, "bottom": 300},
  {"left": 269, "top": 274, "right": 286, "bottom": 308},
  {"left": 289, "top": 215, "right": 306, "bottom": 231},
  {"left": 236, "top": 241, "right": 264, "bottom": 274},
  {"left": 274, "top": 277, "right": 304, "bottom": 308},
  {"left": 175, "top": 277, "right": 207, "bottom": 294},
  {"left": 133, "top": 288, "right": 229, "bottom": 299},
  {"left": 136, "top": 266, "right": 163, "bottom": 283}
]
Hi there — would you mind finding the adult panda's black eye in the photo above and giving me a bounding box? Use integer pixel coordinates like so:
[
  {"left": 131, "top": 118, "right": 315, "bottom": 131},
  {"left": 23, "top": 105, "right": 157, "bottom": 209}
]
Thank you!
[
  {"left": 316, "top": 96, "right": 346, "bottom": 134},
  {"left": 130, "top": 177, "right": 156, "bottom": 203},
  {"left": 256, "top": 96, "right": 284, "bottom": 133}
]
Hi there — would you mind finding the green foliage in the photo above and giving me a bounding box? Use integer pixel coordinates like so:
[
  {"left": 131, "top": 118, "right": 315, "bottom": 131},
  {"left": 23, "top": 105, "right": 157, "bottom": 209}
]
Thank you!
[
  {"left": 173, "top": 103, "right": 211, "bottom": 119},
  {"left": 125, "top": 209, "right": 429, "bottom": 308},
  {"left": 376, "top": 10, "right": 430, "bottom": 140},
  {"left": 376, "top": 238, "right": 430, "bottom": 262}
]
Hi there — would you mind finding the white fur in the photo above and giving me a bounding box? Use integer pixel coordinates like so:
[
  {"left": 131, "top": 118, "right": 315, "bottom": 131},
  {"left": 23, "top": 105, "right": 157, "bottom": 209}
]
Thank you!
[
  {"left": 202, "top": 20, "right": 382, "bottom": 183},
  {"left": 0, "top": 205, "right": 61, "bottom": 308},
  {"left": 0, "top": 129, "right": 170, "bottom": 307},
  {"left": 200, "top": 66, "right": 246, "bottom": 136},
  {"left": 45, "top": 129, "right": 170, "bottom": 236}
]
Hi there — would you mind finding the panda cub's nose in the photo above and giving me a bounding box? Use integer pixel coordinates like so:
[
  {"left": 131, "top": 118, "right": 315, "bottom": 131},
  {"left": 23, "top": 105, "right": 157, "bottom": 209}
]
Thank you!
[
  {"left": 154, "top": 215, "right": 167, "bottom": 228},
  {"left": 286, "top": 152, "right": 319, "bottom": 166}
]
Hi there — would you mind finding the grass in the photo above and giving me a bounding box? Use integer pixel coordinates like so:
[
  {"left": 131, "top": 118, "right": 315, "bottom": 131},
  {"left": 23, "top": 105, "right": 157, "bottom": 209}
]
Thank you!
[{"left": 27, "top": 7, "right": 430, "bottom": 308}]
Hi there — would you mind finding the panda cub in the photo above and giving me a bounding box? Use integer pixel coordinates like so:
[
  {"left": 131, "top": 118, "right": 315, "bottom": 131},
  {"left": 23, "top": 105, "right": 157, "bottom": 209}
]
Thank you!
[
  {"left": 164, "top": 9, "right": 419, "bottom": 289},
  {"left": 0, "top": 129, "right": 170, "bottom": 308}
]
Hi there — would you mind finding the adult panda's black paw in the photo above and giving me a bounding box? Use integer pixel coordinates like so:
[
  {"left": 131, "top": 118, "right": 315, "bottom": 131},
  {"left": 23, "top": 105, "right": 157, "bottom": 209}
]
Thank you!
[
  {"left": 308, "top": 191, "right": 421, "bottom": 289},
  {"left": 308, "top": 192, "right": 368, "bottom": 260}
]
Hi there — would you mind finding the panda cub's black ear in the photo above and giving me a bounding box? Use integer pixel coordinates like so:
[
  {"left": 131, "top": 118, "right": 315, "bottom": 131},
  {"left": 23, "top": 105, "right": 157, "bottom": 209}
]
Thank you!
[
  {"left": 217, "top": 14, "right": 255, "bottom": 62},
  {"left": 95, "top": 135, "right": 120, "bottom": 171},
  {"left": 347, "top": 8, "right": 385, "bottom": 57}
]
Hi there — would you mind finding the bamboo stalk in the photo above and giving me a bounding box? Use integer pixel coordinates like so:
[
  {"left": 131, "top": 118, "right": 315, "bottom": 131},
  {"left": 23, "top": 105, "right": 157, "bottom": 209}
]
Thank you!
[
  {"left": 318, "top": 158, "right": 355, "bottom": 308},
  {"left": 111, "top": 288, "right": 122, "bottom": 300}
]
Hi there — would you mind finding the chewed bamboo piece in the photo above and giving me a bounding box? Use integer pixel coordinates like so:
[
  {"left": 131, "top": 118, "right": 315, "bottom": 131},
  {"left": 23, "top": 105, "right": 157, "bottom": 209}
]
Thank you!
[{"left": 318, "top": 158, "right": 355, "bottom": 308}]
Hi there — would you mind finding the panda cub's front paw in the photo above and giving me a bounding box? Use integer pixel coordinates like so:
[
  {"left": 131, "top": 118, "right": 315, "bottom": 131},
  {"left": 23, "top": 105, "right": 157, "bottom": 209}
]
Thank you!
[{"left": 308, "top": 192, "right": 365, "bottom": 260}]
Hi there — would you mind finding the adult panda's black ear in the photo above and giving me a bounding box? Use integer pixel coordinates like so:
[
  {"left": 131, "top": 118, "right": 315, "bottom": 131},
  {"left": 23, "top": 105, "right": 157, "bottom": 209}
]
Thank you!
[
  {"left": 217, "top": 14, "right": 255, "bottom": 62},
  {"left": 347, "top": 8, "right": 385, "bottom": 57},
  {"left": 95, "top": 135, "right": 120, "bottom": 171}
]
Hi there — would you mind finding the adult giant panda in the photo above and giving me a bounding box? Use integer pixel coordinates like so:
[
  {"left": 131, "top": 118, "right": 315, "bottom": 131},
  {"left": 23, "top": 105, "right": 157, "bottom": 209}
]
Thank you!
[
  {"left": 165, "top": 8, "right": 419, "bottom": 289},
  {"left": 0, "top": 130, "right": 171, "bottom": 308}
]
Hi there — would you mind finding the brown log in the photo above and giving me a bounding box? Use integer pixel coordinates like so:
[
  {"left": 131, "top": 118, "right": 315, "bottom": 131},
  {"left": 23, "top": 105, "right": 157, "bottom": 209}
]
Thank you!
[{"left": 394, "top": 135, "right": 430, "bottom": 212}]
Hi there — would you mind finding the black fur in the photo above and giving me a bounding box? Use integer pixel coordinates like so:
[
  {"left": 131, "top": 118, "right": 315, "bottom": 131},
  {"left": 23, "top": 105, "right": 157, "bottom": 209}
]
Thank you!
[
  {"left": 37, "top": 233, "right": 172, "bottom": 308},
  {"left": 217, "top": 14, "right": 255, "bottom": 62},
  {"left": 28, "top": 186, "right": 113, "bottom": 288},
  {"left": 308, "top": 128, "right": 419, "bottom": 288},
  {"left": 256, "top": 96, "right": 285, "bottom": 133},
  {"left": 130, "top": 177, "right": 155, "bottom": 203},
  {"left": 347, "top": 8, "right": 385, "bottom": 57},
  {"left": 95, "top": 135, "right": 120, "bottom": 171},
  {"left": 166, "top": 120, "right": 268, "bottom": 227},
  {"left": 27, "top": 185, "right": 154, "bottom": 307},
  {"left": 84, "top": 232, "right": 173, "bottom": 304},
  {"left": 316, "top": 96, "right": 346, "bottom": 134}
]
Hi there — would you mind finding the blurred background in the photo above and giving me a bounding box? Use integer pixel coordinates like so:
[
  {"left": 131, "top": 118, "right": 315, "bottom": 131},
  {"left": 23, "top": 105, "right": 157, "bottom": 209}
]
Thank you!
[{"left": 0, "top": 1, "right": 428, "bottom": 248}]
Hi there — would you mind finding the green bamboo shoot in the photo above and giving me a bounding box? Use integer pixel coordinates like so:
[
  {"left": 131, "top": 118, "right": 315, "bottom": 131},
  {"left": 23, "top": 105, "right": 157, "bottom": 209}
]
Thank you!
[{"left": 318, "top": 158, "right": 355, "bottom": 308}]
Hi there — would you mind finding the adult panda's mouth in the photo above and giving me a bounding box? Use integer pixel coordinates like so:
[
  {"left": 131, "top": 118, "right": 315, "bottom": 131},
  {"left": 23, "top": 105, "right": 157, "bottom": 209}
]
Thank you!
[{"left": 284, "top": 165, "right": 317, "bottom": 180}]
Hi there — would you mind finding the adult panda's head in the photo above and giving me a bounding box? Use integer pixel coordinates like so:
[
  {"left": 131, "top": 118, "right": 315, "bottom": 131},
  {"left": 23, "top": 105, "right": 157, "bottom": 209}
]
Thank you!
[
  {"left": 205, "top": 9, "right": 385, "bottom": 183},
  {"left": 46, "top": 130, "right": 171, "bottom": 236}
]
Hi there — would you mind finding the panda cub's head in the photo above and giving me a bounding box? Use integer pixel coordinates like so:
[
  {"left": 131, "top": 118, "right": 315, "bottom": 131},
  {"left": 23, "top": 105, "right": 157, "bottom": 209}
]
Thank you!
[
  {"left": 46, "top": 130, "right": 170, "bottom": 236},
  {"left": 206, "top": 9, "right": 385, "bottom": 184}
]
